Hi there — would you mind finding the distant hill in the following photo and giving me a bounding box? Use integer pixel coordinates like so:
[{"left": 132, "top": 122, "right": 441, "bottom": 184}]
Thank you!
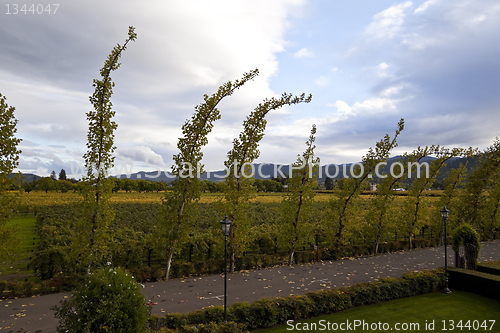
[
  {"left": 13, "top": 155, "right": 481, "bottom": 185},
  {"left": 114, "top": 156, "right": 479, "bottom": 185},
  {"left": 8, "top": 173, "right": 41, "bottom": 182}
]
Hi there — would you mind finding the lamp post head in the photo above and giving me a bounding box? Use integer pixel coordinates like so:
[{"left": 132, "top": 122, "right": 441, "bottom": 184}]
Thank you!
[
  {"left": 220, "top": 214, "right": 232, "bottom": 237},
  {"left": 440, "top": 206, "right": 450, "bottom": 220}
]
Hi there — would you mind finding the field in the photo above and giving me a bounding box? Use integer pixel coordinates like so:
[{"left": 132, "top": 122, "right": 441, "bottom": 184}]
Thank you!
[
  {"left": 17, "top": 190, "right": 348, "bottom": 208},
  {"left": 0, "top": 215, "right": 37, "bottom": 280},
  {"left": 17, "top": 189, "right": 445, "bottom": 208},
  {"left": 2, "top": 190, "right": 449, "bottom": 285},
  {"left": 258, "top": 291, "right": 500, "bottom": 333}
]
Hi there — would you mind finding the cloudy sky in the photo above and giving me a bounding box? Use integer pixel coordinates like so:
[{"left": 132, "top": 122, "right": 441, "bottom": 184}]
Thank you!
[{"left": 1, "top": 0, "right": 499, "bottom": 178}]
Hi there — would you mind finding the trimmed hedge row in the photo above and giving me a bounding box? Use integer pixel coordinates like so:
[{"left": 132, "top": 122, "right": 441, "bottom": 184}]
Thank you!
[
  {"left": 449, "top": 268, "right": 500, "bottom": 300},
  {"left": 1, "top": 238, "right": 443, "bottom": 298},
  {"left": 477, "top": 261, "right": 500, "bottom": 276},
  {"left": 132, "top": 238, "right": 443, "bottom": 283},
  {"left": 149, "top": 269, "right": 444, "bottom": 331},
  {"left": 0, "top": 273, "right": 84, "bottom": 298}
]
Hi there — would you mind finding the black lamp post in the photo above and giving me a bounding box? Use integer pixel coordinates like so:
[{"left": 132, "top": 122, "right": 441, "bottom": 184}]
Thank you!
[
  {"left": 440, "top": 206, "right": 451, "bottom": 294},
  {"left": 220, "top": 214, "right": 232, "bottom": 322}
]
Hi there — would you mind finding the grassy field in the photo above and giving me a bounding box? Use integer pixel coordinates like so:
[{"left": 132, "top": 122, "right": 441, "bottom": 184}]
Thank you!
[
  {"left": 18, "top": 189, "right": 443, "bottom": 207},
  {"left": 258, "top": 291, "right": 500, "bottom": 332},
  {"left": 0, "top": 214, "right": 38, "bottom": 280}
]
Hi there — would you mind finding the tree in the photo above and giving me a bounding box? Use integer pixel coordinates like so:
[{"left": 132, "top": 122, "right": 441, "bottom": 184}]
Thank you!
[
  {"left": 111, "top": 177, "right": 121, "bottom": 193},
  {"left": 154, "top": 180, "right": 167, "bottom": 193},
  {"left": 121, "top": 178, "right": 136, "bottom": 192},
  {"left": 263, "top": 179, "right": 284, "bottom": 192},
  {"left": 69, "top": 26, "right": 137, "bottom": 272},
  {"left": 325, "top": 177, "right": 334, "bottom": 190},
  {"left": 365, "top": 151, "right": 433, "bottom": 253},
  {"left": 223, "top": 92, "right": 312, "bottom": 272},
  {"left": 457, "top": 138, "right": 500, "bottom": 233},
  {"left": 401, "top": 146, "right": 470, "bottom": 249},
  {"left": 22, "top": 179, "right": 36, "bottom": 193},
  {"left": 159, "top": 69, "right": 259, "bottom": 280},
  {"left": 279, "top": 125, "right": 319, "bottom": 265},
  {"left": 0, "top": 93, "right": 22, "bottom": 260},
  {"left": 50, "top": 170, "right": 57, "bottom": 180},
  {"left": 58, "top": 180, "right": 75, "bottom": 193},
  {"left": 58, "top": 169, "right": 67, "bottom": 181},
  {"left": 329, "top": 119, "right": 404, "bottom": 245},
  {"left": 37, "top": 177, "right": 56, "bottom": 193}
]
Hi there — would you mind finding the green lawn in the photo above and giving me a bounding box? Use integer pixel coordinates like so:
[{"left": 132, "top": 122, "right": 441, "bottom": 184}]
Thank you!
[
  {"left": 0, "top": 214, "right": 38, "bottom": 280},
  {"left": 258, "top": 291, "right": 500, "bottom": 332}
]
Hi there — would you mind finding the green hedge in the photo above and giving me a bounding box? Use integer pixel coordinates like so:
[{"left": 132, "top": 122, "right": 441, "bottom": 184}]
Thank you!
[
  {"left": 477, "top": 262, "right": 500, "bottom": 276},
  {"left": 449, "top": 268, "right": 500, "bottom": 300},
  {"left": 149, "top": 269, "right": 444, "bottom": 331},
  {"left": 0, "top": 272, "right": 84, "bottom": 298}
]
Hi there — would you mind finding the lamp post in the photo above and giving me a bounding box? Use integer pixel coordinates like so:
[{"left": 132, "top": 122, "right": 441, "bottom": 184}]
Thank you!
[
  {"left": 220, "top": 214, "right": 232, "bottom": 322},
  {"left": 440, "top": 206, "right": 451, "bottom": 294}
]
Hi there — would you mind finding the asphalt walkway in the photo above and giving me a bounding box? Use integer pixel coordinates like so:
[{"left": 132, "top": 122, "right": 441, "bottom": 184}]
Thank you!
[{"left": 1, "top": 240, "right": 499, "bottom": 333}]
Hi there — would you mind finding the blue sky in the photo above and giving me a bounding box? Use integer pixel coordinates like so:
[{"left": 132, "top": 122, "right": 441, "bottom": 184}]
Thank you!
[{"left": 1, "top": 0, "right": 499, "bottom": 178}]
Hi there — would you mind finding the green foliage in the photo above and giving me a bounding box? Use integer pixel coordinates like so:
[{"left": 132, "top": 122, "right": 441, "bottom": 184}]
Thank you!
[
  {"left": 280, "top": 125, "right": 319, "bottom": 265},
  {"left": 449, "top": 268, "right": 500, "bottom": 300},
  {"left": 36, "top": 177, "right": 56, "bottom": 193},
  {"left": 253, "top": 179, "right": 284, "bottom": 192},
  {"left": 325, "top": 177, "right": 334, "bottom": 190},
  {"left": 330, "top": 119, "right": 404, "bottom": 245},
  {"left": 477, "top": 261, "right": 500, "bottom": 276},
  {"left": 400, "top": 146, "right": 470, "bottom": 249},
  {"left": 58, "top": 169, "right": 67, "bottom": 181},
  {"left": 0, "top": 93, "right": 22, "bottom": 186},
  {"left": 364, "top": 155, "right": 415, "bottom": 253},
  {"left": 75, "top": 26, "right": 137, "bottom": 270},
  {"left": 160, "top": 69, "right": 259, "bottom": 279},
  {"left": 436, "top": 162, "right": 468, "bottom": 231},
  {"left": 457, "top": 139, "right": 500, "bottom": 234},
  {"left": 53, "top": 266, "right": 150, "bottom": 333},
  {"left": 223, "top": 91, "right": 312, "bottom": 271},
  {"left": 452, "top": 224, "right": 481, "bottom": 257},
  {"left": 0, "top": 93, "right": 22, "bottom": 260}
]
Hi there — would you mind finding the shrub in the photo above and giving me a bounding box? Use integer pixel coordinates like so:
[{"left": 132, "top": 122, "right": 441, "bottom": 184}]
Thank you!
[
  {"left": 53, "top": 265, "right": 150, "bottom": 333},
  {"left": 477, "top": 261, "right": 500, "bottom": 275},
  {"left": 452, "top": 224, "right": 481, "bottom": 262},
  {"left": 449, "top": 268, "right": 500, "bottom": 300}
]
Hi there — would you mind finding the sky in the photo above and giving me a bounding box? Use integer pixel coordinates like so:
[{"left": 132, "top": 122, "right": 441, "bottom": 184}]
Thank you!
[{"left": 1, "top": 0, "right": 499, "bottom": 179}]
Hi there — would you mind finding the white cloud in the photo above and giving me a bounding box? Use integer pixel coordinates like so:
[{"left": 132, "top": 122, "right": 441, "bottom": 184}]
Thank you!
[
  {"left": 365, "top": 1, "right": 413, "bottom": 39},
  {"left": 116, "top": 146, "right": 165, "bottom": 168},
  {"left": 401, "top": 34, "right": 438, "bottom": 50},
  {"left": 315, "top": 76, "right": 330, "bottom": 87},
  {"left": 1, "top": 0, "right": 308, "bottom": 175},
  {"left": 331, "top": 67, "right": 339, "bottom": 73},
  {"left": 293, "top": 47, "right": 314, "bottom": 58},
  {"left": 374, "top": 62, "right": 389, "bottom": 78},
  {"left": 414, "top": 0, "right": 439, "bottom": 14}
]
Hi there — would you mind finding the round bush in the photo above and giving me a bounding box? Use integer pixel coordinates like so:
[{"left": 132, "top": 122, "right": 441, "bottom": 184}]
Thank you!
[
  {"left": 53, "top": 266, "right": 150, "bottom": 333},
  {"left": 452, "top": 224, "right": 481, "bottom": 261}
]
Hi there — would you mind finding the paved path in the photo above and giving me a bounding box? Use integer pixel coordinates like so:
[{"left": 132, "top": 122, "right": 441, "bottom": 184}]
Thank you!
[{"left": 1, "top": 240, "right": 499, "bottom": 333}]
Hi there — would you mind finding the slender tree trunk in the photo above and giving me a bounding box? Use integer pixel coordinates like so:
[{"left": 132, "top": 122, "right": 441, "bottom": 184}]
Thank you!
[
  {"left": 375, "top": 236, "right": 380, "bottom": 254},
  {"left": 230, "top": 249, "right": 235, "bottom": 273},
  {"left": 288, "top": 248, "right": 295, "bottom": 266},
  {"left": 165, "top": 251, "right": 173, "bottom": 281}
]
